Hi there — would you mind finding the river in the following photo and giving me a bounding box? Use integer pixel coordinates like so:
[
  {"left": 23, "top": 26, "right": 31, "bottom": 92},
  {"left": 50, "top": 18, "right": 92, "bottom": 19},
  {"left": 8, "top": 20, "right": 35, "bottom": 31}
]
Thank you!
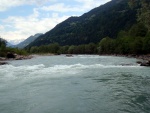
[{"left": 0, "top": 55, "right": 150, "bottom": 113}]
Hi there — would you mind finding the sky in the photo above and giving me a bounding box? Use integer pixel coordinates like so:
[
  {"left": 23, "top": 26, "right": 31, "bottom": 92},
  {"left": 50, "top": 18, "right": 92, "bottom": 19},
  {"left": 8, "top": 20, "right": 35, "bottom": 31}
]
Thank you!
[{"left": 0, "top": 0, "right": 111, "bottom": 45}]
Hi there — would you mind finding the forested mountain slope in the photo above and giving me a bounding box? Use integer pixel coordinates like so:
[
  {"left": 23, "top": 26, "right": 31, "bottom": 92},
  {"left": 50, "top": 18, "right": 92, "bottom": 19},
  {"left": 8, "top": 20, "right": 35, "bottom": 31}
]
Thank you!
[
  {"left": 27, "top": 0, "right": 137, "bottom": 47},
  {"left": 15, "top": 33, "right": 43, "bottom": 48}
]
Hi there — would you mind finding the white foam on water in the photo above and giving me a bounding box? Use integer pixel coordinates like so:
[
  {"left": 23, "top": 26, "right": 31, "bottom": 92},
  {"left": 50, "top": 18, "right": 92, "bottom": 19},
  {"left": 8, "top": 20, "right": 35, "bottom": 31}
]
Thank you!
[
  {"left": 67, "top": 55, "right": 102, "bottom": 59},
  {"left": 0, "top": 63, "right": 141, "bottom": 80},
  {"left": 0, "top": 64, "right": 45, "bottom": 78}
]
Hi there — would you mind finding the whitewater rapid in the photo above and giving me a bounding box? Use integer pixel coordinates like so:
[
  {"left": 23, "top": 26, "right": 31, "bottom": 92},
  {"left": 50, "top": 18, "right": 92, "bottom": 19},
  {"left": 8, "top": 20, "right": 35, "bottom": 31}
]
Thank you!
[{"left": 0, "top": 61, "right": 141, "bottom": 79}]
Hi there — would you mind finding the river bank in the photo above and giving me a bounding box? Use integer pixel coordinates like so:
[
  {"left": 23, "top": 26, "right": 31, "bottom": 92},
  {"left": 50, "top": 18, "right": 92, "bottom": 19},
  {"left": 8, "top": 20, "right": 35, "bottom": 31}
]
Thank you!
[
  {"left": 0, "top": 53, "right": 59, "bottom": 65},
  {"left": 0, "top": 55, "right": 33, "bottom": 65},
  {"left": 113, "top": 54, "right": 150, "bottom": 66},
  {"left": 1, "top": 54, "right": 150, "bottom": 66},
  {"left": 134, "top": 54, "right": 150, "bottom": 66}
]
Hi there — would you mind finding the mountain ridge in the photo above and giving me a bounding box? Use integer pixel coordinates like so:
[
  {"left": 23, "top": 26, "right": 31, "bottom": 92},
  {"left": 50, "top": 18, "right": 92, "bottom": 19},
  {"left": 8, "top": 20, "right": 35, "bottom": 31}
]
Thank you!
[
  {"left": 26, "top": 0, "right": 138, "bottom": 48},
  {"left": 15, "top": 33, "right": 43, "bottom": 48}
]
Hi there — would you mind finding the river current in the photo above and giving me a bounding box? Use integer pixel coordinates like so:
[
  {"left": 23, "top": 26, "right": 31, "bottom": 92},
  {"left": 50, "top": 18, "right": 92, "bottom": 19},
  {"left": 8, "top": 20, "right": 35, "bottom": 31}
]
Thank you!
[{"left": 0, "top": 55, "right": 150, "bottom": 113}]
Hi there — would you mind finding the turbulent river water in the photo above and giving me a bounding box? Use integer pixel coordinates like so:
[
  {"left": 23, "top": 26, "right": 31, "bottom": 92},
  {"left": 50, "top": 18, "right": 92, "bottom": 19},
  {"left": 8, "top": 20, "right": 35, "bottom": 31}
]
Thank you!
[{"left": 0, "top": 55, "right": 150, "bottom": 113}]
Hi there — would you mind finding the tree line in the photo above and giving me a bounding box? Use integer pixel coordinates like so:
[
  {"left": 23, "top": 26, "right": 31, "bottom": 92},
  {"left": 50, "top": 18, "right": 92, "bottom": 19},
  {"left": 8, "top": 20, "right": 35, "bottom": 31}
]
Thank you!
[
  {"left": 26, "top": 43, "right": 98, "bottom": 54},
  {"left": 97, "top": 0, "right": 150, "bottom": 55},
  {"left": 99, "top": 23, "right": 150, "bottom": 54},
  {"left": 26, "top": 22, "right": 150, "bottom": 55}
]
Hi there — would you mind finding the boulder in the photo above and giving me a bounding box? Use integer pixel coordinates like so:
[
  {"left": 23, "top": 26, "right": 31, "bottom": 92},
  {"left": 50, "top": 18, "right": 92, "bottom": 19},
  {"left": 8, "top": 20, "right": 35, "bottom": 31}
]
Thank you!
[
  {"left": 66, "top": 54, "right": 73, "bottom": 57},
  {"left": 7, "top": 52, "right": 15, "bottom": 58},
  {"left": 136, "top": 61, "right": 143, "bottom": 64},
  {"left": 140, "top": 61, "right": 150, "bottom": 66}
]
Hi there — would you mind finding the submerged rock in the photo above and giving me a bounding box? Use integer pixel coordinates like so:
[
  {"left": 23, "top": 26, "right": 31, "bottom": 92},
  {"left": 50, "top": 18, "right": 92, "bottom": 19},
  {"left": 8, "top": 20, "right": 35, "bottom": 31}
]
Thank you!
[{"left": 66, "top": 54, "right": 73, "bottom": 57}]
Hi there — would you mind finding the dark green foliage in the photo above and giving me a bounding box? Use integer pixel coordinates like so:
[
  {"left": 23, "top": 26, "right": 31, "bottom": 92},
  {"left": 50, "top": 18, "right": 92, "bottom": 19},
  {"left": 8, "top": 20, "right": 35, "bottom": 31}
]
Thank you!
[
  {"left": 0, "top": 38, "right": 6, "bottom": 57},
  {"left": 129, "top": 23, "right": 148, "bottom": 37},
  {"left": 98, "top": 37, "right": 116, "bottom": 54},
  {"left": 143, "top": 33, "right": 150, "bottom": 53},
  {"left": 98, "top": 23, "right": 150, "bottom": 55},
  {"left": 129, "top": 0, "right": 150, "bottom": 31},
  {"left": 28, "top": 43, "right": 60, "bottom": 54},
  {"left": 27, "top": 43, "right": 98, "bottom": 54},
  {"left": 138, "top": 0, "right": 150, "bottom": 31},
  {"left": 58, "top": 46, "right": 69, "bottom": 54}
]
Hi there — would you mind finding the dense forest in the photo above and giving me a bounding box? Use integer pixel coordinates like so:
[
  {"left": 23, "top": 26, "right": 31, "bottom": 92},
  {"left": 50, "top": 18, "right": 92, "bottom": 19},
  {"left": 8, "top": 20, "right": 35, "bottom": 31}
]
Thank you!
[
  {"left": 25, "top": 0, "right": 150, "bottom": 55},
  {"left": 98, "top": 0, "right": 150, "bottom": 55},
  {"left": 26, "top": 43, "right": 97, "bottom": 54}
]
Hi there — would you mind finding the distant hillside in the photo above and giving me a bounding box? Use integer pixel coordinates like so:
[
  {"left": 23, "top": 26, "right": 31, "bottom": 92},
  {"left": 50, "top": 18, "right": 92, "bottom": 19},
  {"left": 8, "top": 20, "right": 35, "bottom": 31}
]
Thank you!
[
  {"left": 27, "top": 0, "right": 138, "bottom": 48},
  {"left": 0, "top": 38, "right": 14, "bottom": 47},
  {"left": 6, "top": 42, "right": 14, "bottom": 47},
  {"left": 16, "top": 33, "right": 43, "bottom": 48},
  {"left": 0, "top": 38, "right": 6, "bottom": 43}
]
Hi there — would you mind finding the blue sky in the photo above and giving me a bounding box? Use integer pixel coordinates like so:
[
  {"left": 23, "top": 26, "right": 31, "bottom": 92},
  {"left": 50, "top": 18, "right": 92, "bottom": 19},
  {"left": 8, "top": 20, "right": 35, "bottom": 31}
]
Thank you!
[{"left": 0, "top": 0, "right": 111, "bottom": 44}]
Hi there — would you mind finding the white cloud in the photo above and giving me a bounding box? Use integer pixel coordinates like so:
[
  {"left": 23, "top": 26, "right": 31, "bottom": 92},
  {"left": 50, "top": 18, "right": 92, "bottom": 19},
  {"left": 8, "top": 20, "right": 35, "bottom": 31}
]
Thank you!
[
  {"left": 75, "top": 0, "right": 111, "bottom": 5},
  {"left": 0, "top": 0, "right": 25, "bottom": 11},
  {"left": 1, "top": 10, "right": 69, "bottom": 43},
  {"left": 75, "top": 0, "right": 111, "bottom": 11},
  {"left": 41, "top": 3, "right": 80, "bottom": 12},
  {"left": 41, "top": 0, "right": 111, "bottom": 13},
  {"left": 0, "top": 25, "right": 4, "bottom": 31},
  {"left": 0, "top": 0, "right": 57, "bottom": 11}
]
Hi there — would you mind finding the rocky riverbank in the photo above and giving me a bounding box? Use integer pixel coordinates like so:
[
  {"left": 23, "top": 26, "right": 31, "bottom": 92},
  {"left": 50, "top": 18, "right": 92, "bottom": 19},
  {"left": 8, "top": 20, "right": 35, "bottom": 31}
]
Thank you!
[
  {"left": 135, "top": 55, "right": 150, "bottom": 66},
  {"left": 100, "top": 54, "right": 150, "bottom": 67},
  {"left": 1, "top": 53, "right": 150, "bottom": 66},
  {"left": 0, "top": 53, "right": 33, "bottom": 65},
  {"left": 119, "top": 54, "right": 150, "bottom": 66}
]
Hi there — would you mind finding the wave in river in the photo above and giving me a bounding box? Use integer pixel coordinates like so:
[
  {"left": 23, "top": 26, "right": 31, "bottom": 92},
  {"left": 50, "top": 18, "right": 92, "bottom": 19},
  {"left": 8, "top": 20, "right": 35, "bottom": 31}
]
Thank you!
[{"left": 0, "top": 63, "right": 141, "bottom": 78}]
